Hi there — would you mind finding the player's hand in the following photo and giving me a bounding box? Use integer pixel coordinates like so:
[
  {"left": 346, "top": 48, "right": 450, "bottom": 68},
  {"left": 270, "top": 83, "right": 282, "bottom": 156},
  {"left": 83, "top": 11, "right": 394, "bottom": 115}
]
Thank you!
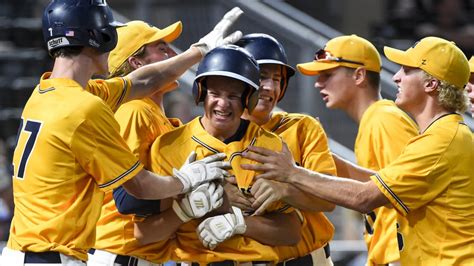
[
  {"left": 224, "top": 177, "right": 254, "bottom": 214},
  {"left": 250, "top": 178, "right": 284, "bottom": 216},
  {"left": 191, "top": 7, "right": 243, "bottom": 56},
  {"left": 241, "top": 142, "right": 297, "bottom": 183},
  {"left": 173, "top": 151, "right": 231, "bottom": 193},
  {"left": 172, "top": 182, "right": 224, "bottom": 222},
  {"left": 197, "top": 206, "right": 246, "bottom": 250}
]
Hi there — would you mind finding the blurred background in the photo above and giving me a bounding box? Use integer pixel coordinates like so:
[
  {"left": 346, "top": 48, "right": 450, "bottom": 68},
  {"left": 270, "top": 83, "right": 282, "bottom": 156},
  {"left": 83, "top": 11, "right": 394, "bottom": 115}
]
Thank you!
[{"left": 0, "top": 0, "right": 473, "bottom": 265}]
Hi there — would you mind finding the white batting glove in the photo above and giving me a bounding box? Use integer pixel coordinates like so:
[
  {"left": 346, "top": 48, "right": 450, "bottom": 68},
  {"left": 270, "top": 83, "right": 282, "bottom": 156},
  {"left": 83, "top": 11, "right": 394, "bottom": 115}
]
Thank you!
[
  {"left": 173, "top": 151, "right": 231, "bottom": 193},
  {"left": 191, "top": 7, "right": 244, "bottom": 55},
  {"left": 197, "top": 206, "right": 247, "bottom": 250},
  {"left": 172, "top": 182, "right": 224, "bottom": 222}
]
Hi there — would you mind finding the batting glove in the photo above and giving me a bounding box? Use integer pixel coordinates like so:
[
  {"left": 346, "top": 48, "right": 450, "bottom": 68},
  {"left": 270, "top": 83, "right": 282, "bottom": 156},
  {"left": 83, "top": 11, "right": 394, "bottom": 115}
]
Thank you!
[
  {"left": 191, "top": 7, "right": 243, "bottom": 56},
  {"left": 197, "top": 206, "right": 247, "bottom": 250},
  {"left": 172, "top": 182, "right": 224, "bottom": 222},
  {"left": 173, "top": 151, "right": 231, "bottom": 193}
]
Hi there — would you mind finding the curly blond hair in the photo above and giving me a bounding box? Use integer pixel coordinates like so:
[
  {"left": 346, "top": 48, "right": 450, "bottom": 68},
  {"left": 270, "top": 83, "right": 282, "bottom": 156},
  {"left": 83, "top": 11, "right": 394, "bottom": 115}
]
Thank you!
[{"left": 423, "top": 72, "right": 469, "bottom": 113}]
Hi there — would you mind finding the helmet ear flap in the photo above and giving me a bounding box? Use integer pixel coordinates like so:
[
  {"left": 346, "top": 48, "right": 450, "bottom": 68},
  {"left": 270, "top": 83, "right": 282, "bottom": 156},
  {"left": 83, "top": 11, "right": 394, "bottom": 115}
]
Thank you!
[{"left": 192, "top": 78, "right": 207, "bottom": 104}]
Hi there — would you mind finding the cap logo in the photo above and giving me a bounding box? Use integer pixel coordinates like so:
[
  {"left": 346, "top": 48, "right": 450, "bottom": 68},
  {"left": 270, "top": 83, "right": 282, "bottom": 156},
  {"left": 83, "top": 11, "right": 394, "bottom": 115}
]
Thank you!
[
  {"left": 47, "top": 37, "right": 69, "bottom": 50},
  {"left": 421, "top": 59, "right": 427, "bottom": 65}
]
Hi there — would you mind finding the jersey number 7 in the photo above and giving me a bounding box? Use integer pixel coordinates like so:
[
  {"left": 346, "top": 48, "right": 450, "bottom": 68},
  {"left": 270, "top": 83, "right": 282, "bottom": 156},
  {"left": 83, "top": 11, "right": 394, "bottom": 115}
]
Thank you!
[{"left": 12, "top": 118, "right": 43, "bottom": 179}]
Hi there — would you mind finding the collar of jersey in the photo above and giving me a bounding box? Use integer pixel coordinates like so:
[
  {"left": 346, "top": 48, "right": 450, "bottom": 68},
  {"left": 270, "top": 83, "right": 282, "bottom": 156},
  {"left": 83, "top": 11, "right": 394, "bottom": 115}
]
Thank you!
[{"left": 40, "top": 72, "right": 84, "bottom": 90}]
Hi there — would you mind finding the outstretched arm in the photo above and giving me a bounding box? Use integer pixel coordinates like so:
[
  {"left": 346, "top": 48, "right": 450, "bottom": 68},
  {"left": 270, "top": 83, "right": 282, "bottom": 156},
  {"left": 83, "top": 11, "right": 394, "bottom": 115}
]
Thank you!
[
  {"left": 125, "top": 7, "right": 243, "bottom": 100},
  {"left": 332, "top": 152, "right": 375, "bottom": 182},
  {"left": 250, "top": 178, "right": 335, "bottom": 215},
  {"left": 242, "top": 144, "right": 389, "bottom": 213}
]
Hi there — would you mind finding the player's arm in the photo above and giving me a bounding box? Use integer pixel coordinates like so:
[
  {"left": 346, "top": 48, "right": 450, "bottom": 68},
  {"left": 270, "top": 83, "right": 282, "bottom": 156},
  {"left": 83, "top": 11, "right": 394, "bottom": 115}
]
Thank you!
[
  {"left": 134, "top": 207, "right": 183, "bottom": 244},
  {"left": 250, "top": 178, "right": 335, "bottom": 215},
  {"left": 122, "top": 152, "right": 230, "bottom": 199},
  {"left": 276, "top": 117, "right": 337, "bottom": 212},
  {"left": 113, "top": 185, "right": 163, "bottom": 215},
  {"left": 125, "top": 7, "right": 243, "bottom": 100},
  {"left": 243, "top": 211, "right": 301, "bottom": 246},
  {"left": 134, "top": 182, "right": 226, "bottom": 244},
  {"left": 275, "top": 181, "right": 335, "bottom": 212},
  {"left": 197, "top": 206, "right": 301, "bottom": 250},
  {"left": 242, "top": 145, "right": 389, "bottom": 213},
  {"left": 332, "top": 152, "right": 375, "bottom": 182}
]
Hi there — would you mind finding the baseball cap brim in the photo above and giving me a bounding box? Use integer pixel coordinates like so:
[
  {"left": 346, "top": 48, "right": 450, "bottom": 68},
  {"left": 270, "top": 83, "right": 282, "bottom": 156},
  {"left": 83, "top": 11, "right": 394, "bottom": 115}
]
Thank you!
[
  {"left": 383, "top": 46, "right": 417, "bottom": 67},
  {"left": 148, "top": 21, "right": 182, "bottom": 45},
  {"left": 297, "top": 61, "right": 340, "bottom": 75}
]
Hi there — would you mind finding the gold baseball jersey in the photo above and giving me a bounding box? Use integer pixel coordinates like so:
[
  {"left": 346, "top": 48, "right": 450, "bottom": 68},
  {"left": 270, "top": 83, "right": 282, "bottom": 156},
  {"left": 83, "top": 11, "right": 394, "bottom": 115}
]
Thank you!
[
  {"left": 355, "top": 100, "right": 418, "bottom": 265},
  {"left": 371, "top": 114, "right": 474, "bottom": 265},
  {"left": 146, "top": 117, "right": 292, "bottom": 263},
  {"left": 94, "top": 97, "right": 181, "bottom": 258},
  {"left": 262, "top": 112, "right": 336, "bottom": 260},
  {"left": 7, "top": 73, "right": 143, "bottom": 261}
]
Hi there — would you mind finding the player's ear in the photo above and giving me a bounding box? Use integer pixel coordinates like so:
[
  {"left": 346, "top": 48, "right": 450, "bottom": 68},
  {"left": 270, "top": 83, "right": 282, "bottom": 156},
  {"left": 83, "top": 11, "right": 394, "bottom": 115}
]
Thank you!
[
  {"left": 128, "top": 56, "right": 143, "bottom": 70},
  {"left": 353, "top": 67, "right": 367, "bottom": 86}
]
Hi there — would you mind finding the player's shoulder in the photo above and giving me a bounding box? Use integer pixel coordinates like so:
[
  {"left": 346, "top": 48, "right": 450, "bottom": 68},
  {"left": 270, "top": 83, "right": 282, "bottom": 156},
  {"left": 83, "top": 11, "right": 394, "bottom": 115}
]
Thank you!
[
  {"left": 364, "top": 100, "right": 415, "bottom": 127},
  {"left": 372, "top": 100, "right": 409, "bottom": 119},
  {"left": 116, "top": 98, "right": 153, "bottom": 114},
  {"left": 250, "top": 121, "right": 282, "bottom": 144},
  {"left": 276, "top": 111, "right": 324, "bottom": 131},
  {"left": 87, "top": 76, "right": 127, "bottom": 88},
  {"left": 152, "top": 120, "right": 193, "bottom": 149}
]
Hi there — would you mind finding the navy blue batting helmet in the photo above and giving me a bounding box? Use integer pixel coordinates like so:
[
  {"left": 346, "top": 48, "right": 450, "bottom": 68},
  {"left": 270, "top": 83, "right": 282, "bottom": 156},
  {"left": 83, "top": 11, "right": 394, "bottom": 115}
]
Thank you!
[
  {"left": 236, "top": 33, "right": 295, "bottom": 101},
  {"left": 193, "top": 45, "right": 260, "bottom": 113},
  {"left": 42, "top": 0, "right": 123, "bottom": 54}
]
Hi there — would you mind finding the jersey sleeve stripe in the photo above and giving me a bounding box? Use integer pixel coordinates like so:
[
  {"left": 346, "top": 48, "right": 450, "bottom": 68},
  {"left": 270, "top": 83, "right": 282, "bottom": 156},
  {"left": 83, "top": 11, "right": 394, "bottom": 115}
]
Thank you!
[
  {"left": 116, "top": 77, "right": 129, "bottom": 107},
  {"left": 98, "top": 160, "right": 141, "bottom": 189},
  {"left": 373, "top": 173, "right": 410, "bottom": 214}
]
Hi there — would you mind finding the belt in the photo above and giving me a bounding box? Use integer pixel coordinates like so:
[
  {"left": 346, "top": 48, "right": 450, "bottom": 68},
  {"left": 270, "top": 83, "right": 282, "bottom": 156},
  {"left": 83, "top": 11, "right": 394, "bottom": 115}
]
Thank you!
[
  {"left": 277, "top": 244, "right": 331, "bottom": 266},
  {"left": 25, "top": 251, "right": 62, "bottom": 263},
  {"left": 189, "top": 261, "right": 270, "bottom": 266},
  {"left": 276, "top": 254, "right": 312, "bottom": 266},
  {"left": 89, "top": 248, "right": 139, "bottom": 266}
]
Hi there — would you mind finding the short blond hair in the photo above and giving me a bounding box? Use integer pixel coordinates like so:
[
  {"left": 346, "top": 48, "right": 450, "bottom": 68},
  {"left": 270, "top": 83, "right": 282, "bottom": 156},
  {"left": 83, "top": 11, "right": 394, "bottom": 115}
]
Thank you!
[
  {"left": 108, "top": 46, "right": 146, "bottom": 78},
  {"left": 423, "top": 72, "right": 469, "bottom": 113}
]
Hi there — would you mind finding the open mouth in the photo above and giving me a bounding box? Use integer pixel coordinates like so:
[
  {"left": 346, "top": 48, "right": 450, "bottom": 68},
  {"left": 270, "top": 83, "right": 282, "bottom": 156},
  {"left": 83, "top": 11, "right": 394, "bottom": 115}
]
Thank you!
[
  {"left": 214, "top": 110, "right": 231, "bottom": 118},
  {"left": 320, "top": 92, "right": 329, "bottom": 102},
  {"left": 258, "top": 95, "right": 273, "bottom": 102}
]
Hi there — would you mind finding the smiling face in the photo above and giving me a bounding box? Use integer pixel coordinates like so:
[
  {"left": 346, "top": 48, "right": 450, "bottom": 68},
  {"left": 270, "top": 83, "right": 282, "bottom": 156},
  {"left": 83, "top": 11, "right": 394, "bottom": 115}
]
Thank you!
[
  {"left": 314, "top": 67, "right": 356, "bottom": 110},
  {"left": 201, "top": 76, "right": 246, "bottom": 140},
  {"left": 250, "top": 64, "right": 283, "bottom": 121},
  {"left": 467, "top": 73, "right": 474, "bottom": 117}
]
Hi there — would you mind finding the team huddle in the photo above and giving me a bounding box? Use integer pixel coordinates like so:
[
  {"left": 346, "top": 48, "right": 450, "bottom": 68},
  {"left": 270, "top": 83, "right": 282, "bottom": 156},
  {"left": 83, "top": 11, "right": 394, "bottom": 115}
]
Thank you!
[{"left": 1, "top": 0, "right": 473, "bottom": 266}]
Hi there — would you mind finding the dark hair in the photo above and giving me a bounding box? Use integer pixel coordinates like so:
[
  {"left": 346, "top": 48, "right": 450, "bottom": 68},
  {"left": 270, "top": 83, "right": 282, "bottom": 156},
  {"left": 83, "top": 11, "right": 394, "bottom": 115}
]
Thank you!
[
  {"left": 366, "top": 70, "right": 381, "bottom": 89},
  {"left": 51, "top": 46, "right": 84, "bottom": 59}
]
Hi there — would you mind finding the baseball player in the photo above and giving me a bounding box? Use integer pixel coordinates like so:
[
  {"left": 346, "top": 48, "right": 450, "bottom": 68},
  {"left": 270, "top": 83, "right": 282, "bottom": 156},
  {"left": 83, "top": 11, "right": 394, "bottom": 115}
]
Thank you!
[
  {"left": 235, "top": 33, "right": 336, "bottom": 265},
  {"left": 297, "top": 35, "right": 418, "bottom": 265},
  {"left": 468, "top": 56, "right": 474, "bottom": 118},
  {"left": 242, "top": 36, "right": 474, "bottom": 265},
  {"left": 122, "top": 45, "right": 302, "bottom": 264},
  {"left": 88, "top": 20, "right": 184, "bottom": 266},
  {"left": 0, "top": 1, "right": 241, "bottom": 265}
]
